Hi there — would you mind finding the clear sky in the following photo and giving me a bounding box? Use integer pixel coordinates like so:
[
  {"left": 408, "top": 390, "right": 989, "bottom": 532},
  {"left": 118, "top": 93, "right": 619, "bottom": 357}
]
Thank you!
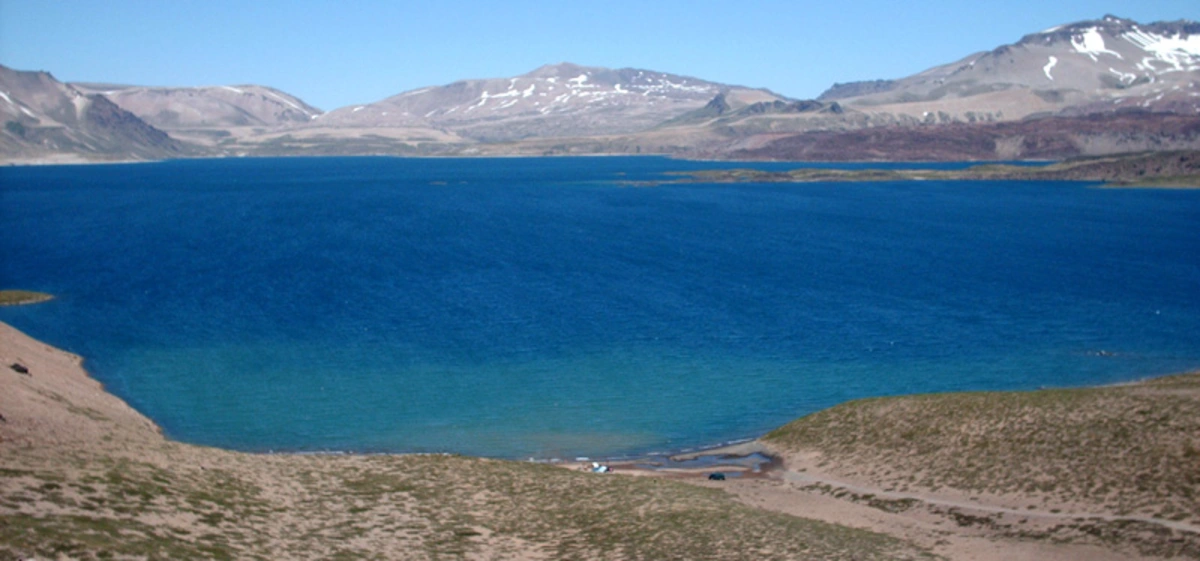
[{"left": 1, "top": 0, "right": 1196, "bottom": 111}]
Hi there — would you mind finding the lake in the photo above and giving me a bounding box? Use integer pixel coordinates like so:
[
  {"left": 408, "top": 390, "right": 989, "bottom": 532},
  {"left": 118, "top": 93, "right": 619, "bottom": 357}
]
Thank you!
[{"left": 2, "top": 156, "right": 1198, "bottom": 458}]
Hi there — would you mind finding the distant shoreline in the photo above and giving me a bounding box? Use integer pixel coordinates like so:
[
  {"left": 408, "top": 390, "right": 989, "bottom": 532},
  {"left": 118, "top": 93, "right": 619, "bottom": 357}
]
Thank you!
[
  {"left": 6, "top": 151, "right": 1197, "bottom": 188},
  {"left": 659, "top": 151, "right": 1200, "bottom": 188}
]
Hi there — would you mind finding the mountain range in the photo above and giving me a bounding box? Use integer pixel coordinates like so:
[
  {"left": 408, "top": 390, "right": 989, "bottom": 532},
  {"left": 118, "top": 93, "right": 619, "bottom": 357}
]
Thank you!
[{"left": 2, "top": 14, "right": 1199, "bottom": 163}]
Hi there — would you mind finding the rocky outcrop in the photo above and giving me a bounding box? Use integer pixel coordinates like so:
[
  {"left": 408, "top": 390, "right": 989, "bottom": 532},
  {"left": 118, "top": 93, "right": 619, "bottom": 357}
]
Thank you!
[{"left": 817, "top": 79, "right": 897, "bottom": 101}]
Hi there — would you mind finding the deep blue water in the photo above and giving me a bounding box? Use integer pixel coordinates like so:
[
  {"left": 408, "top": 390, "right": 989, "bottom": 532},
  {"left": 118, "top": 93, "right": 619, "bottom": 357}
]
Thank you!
[{"left": 2, "top": 156, "right": 1198, "bottom": 459}]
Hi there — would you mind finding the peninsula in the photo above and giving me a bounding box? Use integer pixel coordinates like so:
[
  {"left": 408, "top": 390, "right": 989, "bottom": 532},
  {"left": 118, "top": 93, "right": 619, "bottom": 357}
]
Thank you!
[{"left": 0, "top": 290, "right": 54, "bottom": 307}]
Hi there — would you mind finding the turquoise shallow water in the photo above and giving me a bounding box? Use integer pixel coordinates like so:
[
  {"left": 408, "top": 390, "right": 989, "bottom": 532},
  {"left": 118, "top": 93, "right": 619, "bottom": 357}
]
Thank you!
[{"left": 2, "top": 156, "right": 1198, "bottom": 458}]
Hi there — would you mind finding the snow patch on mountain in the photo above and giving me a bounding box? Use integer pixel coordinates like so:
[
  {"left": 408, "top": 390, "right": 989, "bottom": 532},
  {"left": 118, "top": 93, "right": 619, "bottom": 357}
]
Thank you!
[
  {"left": 264, "top": 90, "right": 308, "bottom": 113},
  {"left": 1043, "top": 56, "right": 1058, "bottom": 80},
  {"left": 468, "top": 91, "right": 491, "bottom": 111},
  {"left": 398, "top": 88, "right": 431, "bottom": 97},
  {"left": 1072, "top": 28, "right": 1123, "bottom": 61},
  {"left": 1123, "top": 30, "right": 1200, "bottom": 72},
  {"left": 1109, "top": 68, "right": 1137, "bottom": 84},
  {"left": 0, "top": 90, "right": 37, "bottom": 118}
]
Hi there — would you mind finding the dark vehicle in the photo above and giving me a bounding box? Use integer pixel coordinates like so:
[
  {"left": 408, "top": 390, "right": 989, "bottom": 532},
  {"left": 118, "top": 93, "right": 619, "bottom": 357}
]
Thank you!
[{"left": 708, "top": 472, "right": 726, "bottom": 481}]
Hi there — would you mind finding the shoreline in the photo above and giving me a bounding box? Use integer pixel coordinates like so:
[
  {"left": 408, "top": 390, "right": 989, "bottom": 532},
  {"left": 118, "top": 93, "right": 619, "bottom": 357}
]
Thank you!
[
  {"left": 4, "top": 320, "right": 1197, "bottom": 560},
  {"left": 0, "top": 319, "right": 780, "bottom": 466},
  {"left": 1, "top": 153, "right": 1048, "bottom": 167},
  {"left": 1, "top": 318, "right": 1194, "bottom": 465},
  {"left": 2, "top": 317, "right": 1194, "bottom": 468},
  {"left": 6, "top": 151, "right": 1196, "bottom": 189}
]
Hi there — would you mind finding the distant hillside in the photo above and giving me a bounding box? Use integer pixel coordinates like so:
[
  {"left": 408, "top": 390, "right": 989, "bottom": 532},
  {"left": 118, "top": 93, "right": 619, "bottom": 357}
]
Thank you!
[
  {"left": 312, "top": 62, "right": 786, "bottom": 141},
  {"left": 820, "top": 15, "right": 1200, "bottom": 121},
  {"left": 72, "top": 83, "right": 321, "bottom": 129},
  {"left": 67, "top": 82, "right": 322, "bottom": 151},
  {"left": 0, "top": 65, "right": 184, "bottom": 163}
]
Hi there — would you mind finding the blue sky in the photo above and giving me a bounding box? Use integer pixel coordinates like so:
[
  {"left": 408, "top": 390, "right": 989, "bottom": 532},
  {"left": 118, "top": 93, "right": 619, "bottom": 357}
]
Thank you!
[{"left": 1, "top": 0, "right": 1196, "bottom": 111}]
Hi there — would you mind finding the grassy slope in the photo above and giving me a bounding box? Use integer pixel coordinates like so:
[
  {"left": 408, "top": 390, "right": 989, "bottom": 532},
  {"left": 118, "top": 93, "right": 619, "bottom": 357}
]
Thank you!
[
  {"left": 2, "top": 450, "right": 935, "bottom": 560},
  {"left": 764, "top": 373, "right": 1200, "bottom": 524}
]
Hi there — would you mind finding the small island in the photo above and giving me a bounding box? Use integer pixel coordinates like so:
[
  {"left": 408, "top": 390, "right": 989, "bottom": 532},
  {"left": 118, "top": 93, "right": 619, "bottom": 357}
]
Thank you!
[{"left": 0, "top": 290, "right": 54, "bottom": 307}]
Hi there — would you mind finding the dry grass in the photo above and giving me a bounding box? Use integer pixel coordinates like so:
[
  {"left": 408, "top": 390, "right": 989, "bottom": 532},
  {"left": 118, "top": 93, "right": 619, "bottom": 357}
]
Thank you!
[
  {"left": 765, "top": 373, "right": 1200, "bottom": 523},
  {"left": 0, "top": 448, "right": 938, "bottom": 560}
]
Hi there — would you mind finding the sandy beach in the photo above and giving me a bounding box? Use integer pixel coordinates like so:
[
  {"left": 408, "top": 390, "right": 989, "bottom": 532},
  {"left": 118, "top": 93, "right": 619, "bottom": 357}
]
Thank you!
[{"left": 2, "top": 320, "right": 1197, "bottom": 560}]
